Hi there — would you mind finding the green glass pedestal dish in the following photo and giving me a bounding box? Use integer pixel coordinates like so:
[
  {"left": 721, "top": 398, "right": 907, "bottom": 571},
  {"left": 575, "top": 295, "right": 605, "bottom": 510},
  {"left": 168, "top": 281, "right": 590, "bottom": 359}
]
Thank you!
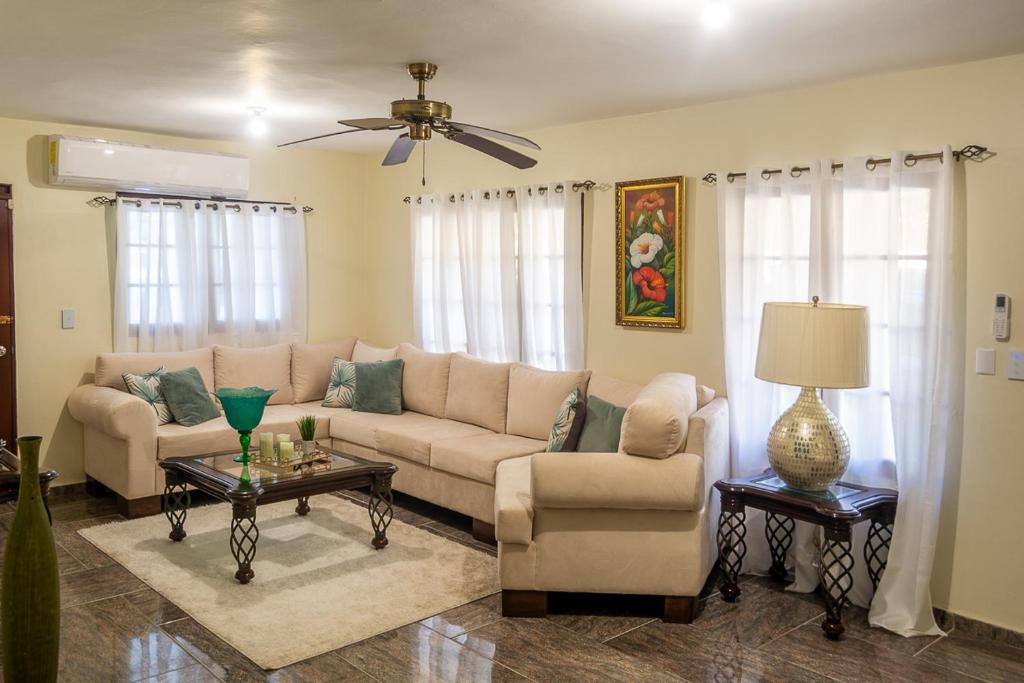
[{"left": 213, "top": 387, "right": 276, "bottom": 485}]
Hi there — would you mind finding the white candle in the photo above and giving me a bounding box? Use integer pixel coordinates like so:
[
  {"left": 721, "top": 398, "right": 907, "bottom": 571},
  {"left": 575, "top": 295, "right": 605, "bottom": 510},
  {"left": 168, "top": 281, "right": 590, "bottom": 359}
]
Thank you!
[
  {"left": 259, "top": 432, "right": 274, "bottom": 463},
  {"left": 278, "top": 440, "right": 294, "bottom": 463},
  {"left": 276, "top": 433, "right": 291, "bottom": 445}
]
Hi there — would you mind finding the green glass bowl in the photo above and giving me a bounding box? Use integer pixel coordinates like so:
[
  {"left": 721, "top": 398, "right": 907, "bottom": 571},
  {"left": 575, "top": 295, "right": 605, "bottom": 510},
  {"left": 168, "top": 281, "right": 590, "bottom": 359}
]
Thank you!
[{"left": 213, "top": 387, "right": 277, "bottom": 433}]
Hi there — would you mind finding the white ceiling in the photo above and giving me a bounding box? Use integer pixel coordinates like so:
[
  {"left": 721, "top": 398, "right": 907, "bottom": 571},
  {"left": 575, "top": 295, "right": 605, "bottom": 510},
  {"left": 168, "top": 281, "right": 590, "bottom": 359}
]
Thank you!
[{"left": 2, "top": 0, "right": 1023, "bottom": 151}]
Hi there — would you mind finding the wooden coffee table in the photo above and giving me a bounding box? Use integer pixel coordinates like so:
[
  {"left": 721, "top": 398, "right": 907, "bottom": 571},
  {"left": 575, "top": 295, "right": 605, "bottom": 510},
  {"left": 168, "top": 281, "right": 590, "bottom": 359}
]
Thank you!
[{"left": 159, "top": 446, "right": 397, "bottom": 584}]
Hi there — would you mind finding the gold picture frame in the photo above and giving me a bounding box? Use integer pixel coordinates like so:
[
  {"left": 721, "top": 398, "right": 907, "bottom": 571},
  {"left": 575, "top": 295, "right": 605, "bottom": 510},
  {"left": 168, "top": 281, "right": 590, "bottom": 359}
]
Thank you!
[{"left": 615, "top": 176, "right": 685, "bottom": 329}]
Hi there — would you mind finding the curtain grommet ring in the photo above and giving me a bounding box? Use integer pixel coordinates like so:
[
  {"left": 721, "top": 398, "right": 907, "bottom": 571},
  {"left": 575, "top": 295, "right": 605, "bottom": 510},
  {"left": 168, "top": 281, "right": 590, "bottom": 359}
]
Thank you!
[
  {"left": 904, "top": 156, "right": 918, "bottom": 167},
  {"left": 253, "top": 205, "right": 260, "bottom": 212},
  {"left": 483, "top": 191, "right": 490, "bottom": 200},
  {"left": 865, "top": 158, "right": 878, "bottom": 171},
  {"left": 790, "top": 167, "right": 803, "bottom": 178},
  {"left": 760, "top": 169, "right": 773, "bottom": 181},
  {"left": 726, "top": 173, "right": 737, "bottom": 184},
  {"left": 555, "top": 184, "right": 564, "bottom": 193},
  {"left": 539, "top": 186, "right": 547, "bottom": 195}
]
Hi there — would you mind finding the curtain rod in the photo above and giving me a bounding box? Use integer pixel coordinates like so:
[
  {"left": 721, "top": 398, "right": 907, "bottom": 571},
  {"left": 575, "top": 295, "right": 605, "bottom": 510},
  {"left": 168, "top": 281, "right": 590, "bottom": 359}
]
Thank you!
[
  {"left": 701, "top": 144, "right": 990, "bottom": 185},
  {"left": 89, "top": 192, "right": 314, "bottom": 213},
  {"left": 403, "top": 180, "right": 596, "bottom": 204}
]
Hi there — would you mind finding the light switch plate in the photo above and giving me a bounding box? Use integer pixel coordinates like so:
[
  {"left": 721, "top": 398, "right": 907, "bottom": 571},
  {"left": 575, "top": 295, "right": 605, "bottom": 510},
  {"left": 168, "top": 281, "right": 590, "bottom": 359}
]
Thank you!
[
  {"left": 61, "top": 308, "right": 75, "bottom": 330},
  {"left": 975, "top": 348, "right": 995, "bottom": 375},
  {"left": 1009, "top": 349, "right": 1024, "bottom": 381}
]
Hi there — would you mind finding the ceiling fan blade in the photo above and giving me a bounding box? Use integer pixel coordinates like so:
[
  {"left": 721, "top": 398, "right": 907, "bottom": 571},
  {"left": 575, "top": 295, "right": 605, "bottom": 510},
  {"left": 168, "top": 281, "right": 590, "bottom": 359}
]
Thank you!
[
  {"left": 339, "top": 118, "right": 406, "bottom": 130},
  {"left": 447, "top": 132, "right": 537, "bottom": 169},
  {"left": 382, "top": 134, "right": 417, "bottom": 166},
  {"left": 447, "top": 122, "right": 541, "bottom": 150},
  {"left": 277, "top": 128, "right": 371, "bottom": 148}
]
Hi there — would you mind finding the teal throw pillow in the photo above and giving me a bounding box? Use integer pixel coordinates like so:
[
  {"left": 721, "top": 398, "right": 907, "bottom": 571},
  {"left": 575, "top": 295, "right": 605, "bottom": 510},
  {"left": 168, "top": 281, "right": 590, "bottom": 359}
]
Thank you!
[
  {"left": 122, "top": 367, "right": 174, "bottom": 424},
  {"left": 545, "top": 388, "right": 587, "bottom": 452},
  {"left": 159, "top": 367, "right": 221, "bottom": 427},
  {"left": 576, "top": 395, "right": 627, "bottom": 452},
  {"left": 351, "top": 359, "right": 405, "bottom": 415},
  {"left": 323, "top": 356, "right": 357, "bottom": 408}
]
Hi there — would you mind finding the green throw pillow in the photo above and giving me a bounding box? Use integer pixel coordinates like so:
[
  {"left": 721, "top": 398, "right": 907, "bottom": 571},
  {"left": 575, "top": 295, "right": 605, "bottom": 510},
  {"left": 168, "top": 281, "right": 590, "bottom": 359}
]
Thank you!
[
  {"left": 122, "top": 367, "right": 174, "bottom": 425},
  {"left": 351, "top": 359, "right": 404, "bottom": 415},
  {"left": 323, "top": 356, "right": 357, "bottom": 408},
  {"left": 159, "top": 367, "right": 221, "bottom": 427},
  {"left": 577, "top": 395, "right": 627, "bottom": 452},
  {"left": 545, "top": 388, "right": 587, "bottom": 452}
]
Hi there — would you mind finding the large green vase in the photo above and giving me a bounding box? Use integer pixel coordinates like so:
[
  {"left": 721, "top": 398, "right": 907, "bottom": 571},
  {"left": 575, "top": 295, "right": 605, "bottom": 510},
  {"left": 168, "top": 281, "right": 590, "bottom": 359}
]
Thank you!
[{"left": 2, "top": 436, "right": 60, "bottom": 682}]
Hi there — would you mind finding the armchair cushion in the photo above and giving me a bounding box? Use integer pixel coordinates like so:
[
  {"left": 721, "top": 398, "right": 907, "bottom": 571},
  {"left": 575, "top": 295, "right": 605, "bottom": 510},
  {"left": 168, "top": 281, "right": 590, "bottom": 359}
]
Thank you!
[
  {"left": 397, "top": 343, "right": 450, "bottom": 418},
  {"left": 531, "top": 451, "right": 705, "bottom": 511},
  {"left": 619, "top": 373, "right": 697, "bottom": 459}
]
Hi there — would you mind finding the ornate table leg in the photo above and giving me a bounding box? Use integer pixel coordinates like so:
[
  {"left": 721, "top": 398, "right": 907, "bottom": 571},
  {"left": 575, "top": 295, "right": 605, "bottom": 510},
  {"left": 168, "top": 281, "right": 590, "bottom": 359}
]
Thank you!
[
  {"left": 368, "top": 474, "right": 394, "bottom": 550},
  {"left": 765, "top": 511, "right": 794, "bottom": 584},
  {"left": 230, "top": 501, "right": 259, "bottom": 584},
  {"left": 864, "top": 517, "right": 893, "bottom": 593},
  {"left": 717, "top": 493, "right": 746, "bottom": 602},
  {"left": 163, "top": 477, "right": 190, "bottom": 542},
  {"left": 295, "top": 496, "right": 310, "bottom": 516},
  {"left": 819, "top": 522, "right": 854, "bottom": 639}
]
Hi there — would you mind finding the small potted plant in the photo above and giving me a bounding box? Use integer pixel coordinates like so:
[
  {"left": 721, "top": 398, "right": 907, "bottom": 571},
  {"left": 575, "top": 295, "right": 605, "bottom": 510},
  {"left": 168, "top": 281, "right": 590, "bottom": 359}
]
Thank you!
[{"left": 296, "top": 415, "right": 318, "bottom": 457}]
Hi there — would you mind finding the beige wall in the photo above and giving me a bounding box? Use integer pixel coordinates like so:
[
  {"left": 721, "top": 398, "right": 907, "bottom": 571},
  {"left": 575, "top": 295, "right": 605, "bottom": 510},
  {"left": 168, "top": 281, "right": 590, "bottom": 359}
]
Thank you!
[
  {"left": 360, "top": 54, "right": 1024, "bottom": 631},
  {"left": 0, "top": 118, "right": 369, "bottom": 487}
]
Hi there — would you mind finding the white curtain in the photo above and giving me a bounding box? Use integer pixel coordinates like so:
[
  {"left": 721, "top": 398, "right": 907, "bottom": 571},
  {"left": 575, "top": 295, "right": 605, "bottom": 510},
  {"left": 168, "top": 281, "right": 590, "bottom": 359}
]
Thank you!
[
  {"left": 411, "top": 182, "right": 585, "bottom": 370},
  {"left": 114, "top": 198, "right": 307, "bottom": 352},
  {"left": 717, "top": 147, "right": 961, "bottom": 636}
]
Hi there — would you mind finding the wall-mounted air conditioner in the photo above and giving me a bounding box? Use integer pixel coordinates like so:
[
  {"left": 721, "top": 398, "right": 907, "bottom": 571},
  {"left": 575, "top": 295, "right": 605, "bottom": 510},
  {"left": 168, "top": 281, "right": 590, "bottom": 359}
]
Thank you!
[{"left": 48, "top": 135, "right": 250, "bottom": 198}]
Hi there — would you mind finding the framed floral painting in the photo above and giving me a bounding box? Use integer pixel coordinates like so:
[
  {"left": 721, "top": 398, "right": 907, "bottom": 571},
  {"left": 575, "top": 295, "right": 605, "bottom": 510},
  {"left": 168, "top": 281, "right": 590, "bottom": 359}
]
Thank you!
[{"left": 615, "top": 176, "right": 685, "bottom": 329}]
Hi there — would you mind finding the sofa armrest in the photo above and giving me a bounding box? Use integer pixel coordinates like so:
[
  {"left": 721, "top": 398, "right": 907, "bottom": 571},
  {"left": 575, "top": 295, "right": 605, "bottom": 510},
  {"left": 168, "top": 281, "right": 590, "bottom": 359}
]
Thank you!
[
  {"left": 684, "top": 397, "right": 730, "bottom": 490},
  {"left": 68, "top": 384, "right": 158, "bottom": 443},
  {"left": 531, "top": 451, "right": 704, "bottom": 512},
  {"left": 494, "top": 456, "right": 534, "bottom": 544}
]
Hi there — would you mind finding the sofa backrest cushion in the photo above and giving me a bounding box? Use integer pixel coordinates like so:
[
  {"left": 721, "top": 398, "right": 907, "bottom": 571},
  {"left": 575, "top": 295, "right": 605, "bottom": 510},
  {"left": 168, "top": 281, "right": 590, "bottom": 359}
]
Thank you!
[
  {"left": 620, "top": 372, "right": 697, "bottom": 459},
  {"left": 214, "top": 344, "right": 293, "bottom": 405},
  {"left": 352, "top": 340, "right": 398, "bottom": 362},
  {"left": 587, "top": 373, "right": 645, "bottom": 408},
  {"left": 95, "top": 348, "right": 215, "bottom": 393},
  {"left": 506, "top": 364, "right": 591, "bottom": 441},
  {"left": 396, "top": 343, "right": 450, "bottom": 418},
  {"left": 445, "top": 353, "right": 511, "bottom": 433},
  {"left": 291, "top": 338, "right": 358, "bottom": 403}
]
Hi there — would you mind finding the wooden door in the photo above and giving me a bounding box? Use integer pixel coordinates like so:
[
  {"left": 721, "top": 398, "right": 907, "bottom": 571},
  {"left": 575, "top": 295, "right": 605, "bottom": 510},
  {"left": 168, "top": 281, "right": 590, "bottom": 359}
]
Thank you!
[{"left": 0, "top": 184, "right": 15, "bottom": 450}]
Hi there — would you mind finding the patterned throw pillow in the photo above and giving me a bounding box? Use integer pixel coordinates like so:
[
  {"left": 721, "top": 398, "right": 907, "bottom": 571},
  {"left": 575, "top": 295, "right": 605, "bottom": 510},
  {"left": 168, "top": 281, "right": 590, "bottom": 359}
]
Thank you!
[
  {"left": 322, "top": 356, "right": 357, "bottom": 408},
  {"left": 122, "top": 367, "right": 174, "bottom": 425},
  {"left": 545, "top": 388, "right": 587, "bottom": 453}
]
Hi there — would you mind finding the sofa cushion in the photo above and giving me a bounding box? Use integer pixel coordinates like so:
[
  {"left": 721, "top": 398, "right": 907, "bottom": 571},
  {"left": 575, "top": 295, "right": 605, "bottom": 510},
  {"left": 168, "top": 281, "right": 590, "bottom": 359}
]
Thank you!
[
  {"left": 351, "top": 359, "right": 404, "bottom": 415},
  {"left": 576, "top": 395, "right": 627, "bottom": 453},
  {"left": 291, "top": 338, "right": 357, "bottom": 403},
  {"left": 214, "top": 344, "right": 293, "bottom": 405},
  {"left": 157, "top": 404, "right": 323, "bottom": 459},
  {"left": 544, "top": 388, "right": 586, "bottom": 453},
  {"left": 160, "top": 367, "right": 221, "bottom": 427},
  {"left": 506, "top": 364, "right": 591, "bottom": 441},
  {"left": 96, "top": 348, "right": 214, "bottom": 393},
  {"left": 122, "top": 367, "right": 173, "bottom": 424},
  {"left": 376, "top": 419, "right": 492, "bottom": 467},
  {"left": 431, "top": 433, "right": 546, "bottom": 484},
  {"left": 620, "top": 373, "right": 697, "bottom": 459},
  {"left": 396, "top": 343, "right": 451, "bottom": 418},
  {"left": 494, "top": 456, "right": 534, "bottom": 544},
  {"left": 328, "top": 408, "right": 438, "bottom": 449},
  {"left": 351, "top": 340, "right": 398, "bottom": 362},
  {"left": 322, "top": 357, "right": 357, "bottom": 408},
  {"left": 587, "top": 373, "right": 644, "bottom": 408},
  {"left": 445, "top": 353, "right": 511, "bottom": 433}
]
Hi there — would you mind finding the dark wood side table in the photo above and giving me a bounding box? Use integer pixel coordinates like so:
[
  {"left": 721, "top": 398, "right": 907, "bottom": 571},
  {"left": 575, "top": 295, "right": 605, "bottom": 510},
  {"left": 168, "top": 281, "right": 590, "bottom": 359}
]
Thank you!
[
  {"left": 0, "top": 446, "right": 59, "bottom": 523},
  {"left": 714, "top": 471, "right": 897, "bottom": 640}
]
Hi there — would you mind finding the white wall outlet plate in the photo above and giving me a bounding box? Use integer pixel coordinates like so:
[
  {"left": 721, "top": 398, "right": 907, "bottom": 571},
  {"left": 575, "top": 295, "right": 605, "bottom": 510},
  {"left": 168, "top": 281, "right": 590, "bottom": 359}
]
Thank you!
[
  {"left": 61, "top": 308, "right": 75, "bottom": 330},
  {"left": 975, "top": 348, "right": 996, "bottom": 375},
  {"left": 1009, "top": 349, "right": 1024, "bottom": 381}
]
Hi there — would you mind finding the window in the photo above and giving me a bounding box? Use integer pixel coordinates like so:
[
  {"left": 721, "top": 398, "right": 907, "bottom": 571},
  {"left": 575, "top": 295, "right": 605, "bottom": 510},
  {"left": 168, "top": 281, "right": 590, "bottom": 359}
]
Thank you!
[{"left": 114, "top": 198, "right": 307, "bottom": 352}]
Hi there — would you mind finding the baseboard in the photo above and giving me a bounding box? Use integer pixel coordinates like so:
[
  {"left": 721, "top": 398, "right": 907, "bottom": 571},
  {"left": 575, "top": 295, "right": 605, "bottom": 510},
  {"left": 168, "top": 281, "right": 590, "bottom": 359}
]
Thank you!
[
  {"left": 47, "top": 482, "right": 88, "bottom": 500},
  {"left": 934, "top": 607, "right": 1024, "bottom": 648}
]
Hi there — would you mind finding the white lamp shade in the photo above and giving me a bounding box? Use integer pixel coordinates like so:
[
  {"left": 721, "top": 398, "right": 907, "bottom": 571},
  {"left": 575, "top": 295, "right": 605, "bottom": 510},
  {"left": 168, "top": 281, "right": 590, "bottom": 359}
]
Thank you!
[{"left": 755, "top": 301, "right": 870, "bottom": 389}]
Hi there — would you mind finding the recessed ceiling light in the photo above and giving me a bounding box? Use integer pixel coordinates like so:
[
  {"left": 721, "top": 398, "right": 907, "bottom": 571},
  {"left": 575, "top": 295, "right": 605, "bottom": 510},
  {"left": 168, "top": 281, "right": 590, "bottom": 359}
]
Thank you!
[
  {"left": 247, "top": 106, "right": 268, "bottom": 138},
  {"left": 701, "top": 2, "right": 731, "bottom": 29}
]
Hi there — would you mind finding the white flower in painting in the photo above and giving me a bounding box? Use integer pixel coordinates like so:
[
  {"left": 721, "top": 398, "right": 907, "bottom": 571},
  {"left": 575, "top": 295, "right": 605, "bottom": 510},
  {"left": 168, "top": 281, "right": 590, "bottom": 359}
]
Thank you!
[{"left": 629, "top": 232, "right": 664, "bottom": 268}]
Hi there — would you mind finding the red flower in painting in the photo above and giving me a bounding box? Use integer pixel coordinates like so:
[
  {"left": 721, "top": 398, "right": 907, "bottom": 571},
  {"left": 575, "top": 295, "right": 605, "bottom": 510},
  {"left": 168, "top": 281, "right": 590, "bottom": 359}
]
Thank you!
[
  {"left": 632, "top": 266, "right": 667, "bottom": 302},
  {"left": 633, "top": 191, "right": 666, "bottom": 213}
]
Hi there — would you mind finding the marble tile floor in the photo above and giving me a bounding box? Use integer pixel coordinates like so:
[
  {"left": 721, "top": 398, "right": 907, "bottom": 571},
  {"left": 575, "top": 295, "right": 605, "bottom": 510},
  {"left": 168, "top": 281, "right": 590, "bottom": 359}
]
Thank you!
[{"left": 1, "top": 488, "right": 1021, "bottom": 682}]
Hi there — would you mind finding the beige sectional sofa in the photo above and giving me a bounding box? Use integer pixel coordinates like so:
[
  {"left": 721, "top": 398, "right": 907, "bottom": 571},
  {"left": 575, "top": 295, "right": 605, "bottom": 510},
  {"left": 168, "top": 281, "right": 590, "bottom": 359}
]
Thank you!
[{"left": 68, "top": 338, "right": 728, "bottom": 620}]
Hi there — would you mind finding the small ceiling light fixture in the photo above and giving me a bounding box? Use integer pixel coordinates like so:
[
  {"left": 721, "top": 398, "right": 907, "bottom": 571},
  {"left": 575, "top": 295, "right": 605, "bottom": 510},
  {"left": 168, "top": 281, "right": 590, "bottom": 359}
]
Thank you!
[
  {"left": 701, "top": 2, "right": 732, "bottom": 29},
  {"left": 247, "top": 106, "right": 268, "bottom": 137}
]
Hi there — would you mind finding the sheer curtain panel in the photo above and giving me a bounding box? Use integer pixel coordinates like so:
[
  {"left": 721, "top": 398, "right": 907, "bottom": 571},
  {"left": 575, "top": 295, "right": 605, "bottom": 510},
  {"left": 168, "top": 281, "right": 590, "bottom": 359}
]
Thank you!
[
  {"left": 114, "top": 198, "right": 307, "bottom": 352},
  {"left": 717, "top": 147, "right": 961, "bottom": 636}
]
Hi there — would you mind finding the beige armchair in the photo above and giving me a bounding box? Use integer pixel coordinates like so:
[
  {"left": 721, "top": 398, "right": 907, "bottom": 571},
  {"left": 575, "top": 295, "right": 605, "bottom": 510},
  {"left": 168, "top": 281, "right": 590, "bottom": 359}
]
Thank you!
[{"left": 494, "top": 374, "right": 729, "bottom": 623}]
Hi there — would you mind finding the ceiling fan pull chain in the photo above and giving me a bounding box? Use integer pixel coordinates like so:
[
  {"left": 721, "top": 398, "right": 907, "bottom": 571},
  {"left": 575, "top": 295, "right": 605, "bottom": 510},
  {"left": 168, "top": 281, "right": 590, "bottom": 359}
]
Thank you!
[{"left": 422, "top": 142, "right": 427, "bottom": 187}]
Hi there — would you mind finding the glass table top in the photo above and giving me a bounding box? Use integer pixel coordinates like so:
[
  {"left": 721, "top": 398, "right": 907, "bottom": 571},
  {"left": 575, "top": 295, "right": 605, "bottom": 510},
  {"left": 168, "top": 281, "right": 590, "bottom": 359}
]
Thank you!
[
  {"left": 755, "top": 476, "right": 862, "bottom": 502},
  {"left": 190, "top": 448, "right": 371, "bottom": 485}
]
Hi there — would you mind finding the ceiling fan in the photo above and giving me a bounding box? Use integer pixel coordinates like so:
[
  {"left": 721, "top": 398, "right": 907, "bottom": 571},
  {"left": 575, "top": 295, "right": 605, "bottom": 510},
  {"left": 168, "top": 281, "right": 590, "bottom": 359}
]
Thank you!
[{"left": 278, "top": 62, "right": 540, "bottom": 169}]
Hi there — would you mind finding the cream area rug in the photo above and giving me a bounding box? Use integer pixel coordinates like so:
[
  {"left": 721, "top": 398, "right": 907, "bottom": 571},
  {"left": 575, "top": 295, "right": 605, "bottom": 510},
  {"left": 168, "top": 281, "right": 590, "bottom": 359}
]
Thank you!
[{"left": 79, "top": 494, "right": 498, "bottom": 670}]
